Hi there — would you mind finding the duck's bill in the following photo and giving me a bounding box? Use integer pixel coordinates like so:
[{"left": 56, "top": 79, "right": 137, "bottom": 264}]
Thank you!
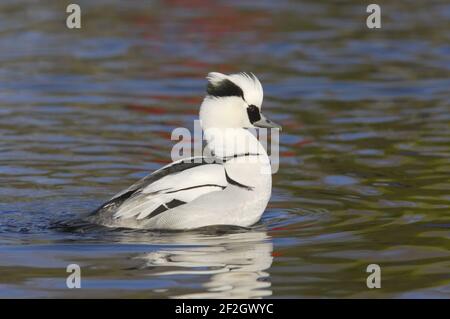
[{"left": 253, "top": 113, "right": 282, "bottom": 130}]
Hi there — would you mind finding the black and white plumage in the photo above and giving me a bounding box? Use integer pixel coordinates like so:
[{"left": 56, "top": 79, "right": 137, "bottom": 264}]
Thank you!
[{"left": 88, "top": 72, "right": 281, "bottom": 230}]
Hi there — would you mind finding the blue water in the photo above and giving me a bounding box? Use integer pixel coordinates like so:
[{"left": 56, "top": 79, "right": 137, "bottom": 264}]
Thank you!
[{"left": 0, "top": 1, "right": 449, "bottom": 298}]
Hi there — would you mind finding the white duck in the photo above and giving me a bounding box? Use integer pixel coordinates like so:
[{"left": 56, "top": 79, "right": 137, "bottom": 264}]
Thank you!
[{"left": 88, "top": 72, "right": 281, "bottom": 230}]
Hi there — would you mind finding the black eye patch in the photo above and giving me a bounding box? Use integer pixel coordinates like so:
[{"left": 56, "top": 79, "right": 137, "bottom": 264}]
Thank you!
[
  {"left": 247, "top": 105, "right": 261, "bottom": 123},
  {"left": 207, "top": 79, "right": 244, "bottom": 99}
]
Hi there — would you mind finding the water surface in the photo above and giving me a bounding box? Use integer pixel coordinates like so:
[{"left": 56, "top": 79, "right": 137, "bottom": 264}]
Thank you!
[{"left": 0, "top": 0, "right": 449, "bottom": 298}]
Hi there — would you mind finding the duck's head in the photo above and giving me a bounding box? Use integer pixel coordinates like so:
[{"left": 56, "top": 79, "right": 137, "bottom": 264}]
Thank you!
[{"left": 199, "top": 72, "right": 281, "bottom": 131}]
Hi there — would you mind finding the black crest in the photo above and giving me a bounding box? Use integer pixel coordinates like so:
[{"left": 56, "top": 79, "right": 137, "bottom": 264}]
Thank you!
[{"left": 207, "top": 79, "right": 244, "bottom": 99}]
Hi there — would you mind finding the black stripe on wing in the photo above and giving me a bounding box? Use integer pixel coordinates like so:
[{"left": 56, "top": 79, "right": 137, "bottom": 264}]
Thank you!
[
  {"left": 91, "top": 158, "right": 216, "bottom": 216},
  {"left": 123, "top": 160, "right": 214, "bottom": 197},
  {"left": 147, "top": 199, "right": 186, "bottom": 219},
  {"left": 165, "top": 184, "right": 226, "bottom": 194},
  {"left": 225, "top": 170, "right": 254, "bottom": 191},
  {"left": 90, "top": 189, "right": 135, "bottom": 216},
  {"left": 144, "top": 184, "right": 225, "bottom": 220}
]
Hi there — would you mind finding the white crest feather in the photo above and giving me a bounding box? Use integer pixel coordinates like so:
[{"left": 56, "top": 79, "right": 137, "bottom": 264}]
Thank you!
[
  {"left": 206, "top": 72, "right": 264, "bottom": 107},
  {"left": 206, "top": 72, "right": 228, "bottom": 86}
]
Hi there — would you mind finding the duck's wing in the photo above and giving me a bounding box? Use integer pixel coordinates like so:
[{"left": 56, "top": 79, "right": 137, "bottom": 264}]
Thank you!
[{"left": 92, "top": 157, "right": 229, "bottom": 221}]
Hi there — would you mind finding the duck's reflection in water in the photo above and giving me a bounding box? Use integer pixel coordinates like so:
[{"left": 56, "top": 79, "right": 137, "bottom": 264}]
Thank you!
[{"left": 137, "top": 229, "right": 273, "bottom": 298}]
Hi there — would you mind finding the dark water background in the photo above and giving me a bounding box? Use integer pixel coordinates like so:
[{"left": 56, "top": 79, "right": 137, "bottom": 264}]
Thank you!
[{"left": 0, "top": 0, "right": 449, "bottom": 298}]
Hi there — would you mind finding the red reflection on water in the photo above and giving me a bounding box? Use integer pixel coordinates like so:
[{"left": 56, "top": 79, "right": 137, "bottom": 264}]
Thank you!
[
  {"left": 126, "top": 104, "right": 167, "bottom": 114},
  {"left": 294, "top": 138, "right": 314, "bottom": 147},
  {"left": 271, "top": 251, "right": 283, "bottom": 257},
  {"left": 280, "top": 151, "right": 296, "bottom": 157},
  {"left": 154, "top": 131, "right": 172, "bottom": 139},
  {"left": 151, "top": 158, "right": 172, "bottom": 164}
]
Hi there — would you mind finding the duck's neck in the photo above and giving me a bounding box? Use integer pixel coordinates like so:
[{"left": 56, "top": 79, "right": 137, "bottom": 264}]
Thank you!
[{"left": 203, "top": 127, "right": 267, "bottom": 159}]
